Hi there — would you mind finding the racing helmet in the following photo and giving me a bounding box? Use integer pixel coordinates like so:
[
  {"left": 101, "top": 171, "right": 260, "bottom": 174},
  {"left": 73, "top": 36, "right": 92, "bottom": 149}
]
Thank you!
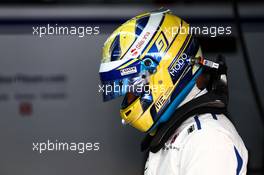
[{"left": 99, "top": 9, "right": 203, "bottom": 133}]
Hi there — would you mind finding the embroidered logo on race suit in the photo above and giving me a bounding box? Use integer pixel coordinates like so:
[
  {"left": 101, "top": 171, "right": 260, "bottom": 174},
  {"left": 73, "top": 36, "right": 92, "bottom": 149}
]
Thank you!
[
  {"left": 120, "top": 66, "right": 137, "bottom": 76},
  {"left": 162, "top": 143, "right": 180, "bottom": 151},
  {"left": 187, "top": 124, "right": 195, "bottom": 134},
  {"left": 162, "top": 133, "right": 180, "bottom": 151}
]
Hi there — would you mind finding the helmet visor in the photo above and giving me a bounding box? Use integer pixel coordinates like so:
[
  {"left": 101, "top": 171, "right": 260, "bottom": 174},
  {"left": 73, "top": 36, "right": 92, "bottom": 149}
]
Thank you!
[{"left": 100, "top": 71, "right": 150, "bottom": 102}]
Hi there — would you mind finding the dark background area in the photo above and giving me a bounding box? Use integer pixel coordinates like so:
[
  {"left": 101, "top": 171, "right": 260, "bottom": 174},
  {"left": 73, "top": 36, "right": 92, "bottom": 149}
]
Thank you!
[{"left": 0, "top": 1, "right": 263, "bottom": 175}]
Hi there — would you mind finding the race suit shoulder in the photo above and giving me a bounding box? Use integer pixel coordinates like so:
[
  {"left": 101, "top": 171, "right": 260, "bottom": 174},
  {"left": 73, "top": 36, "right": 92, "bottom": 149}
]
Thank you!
[{"left": 144, "top": 113, "right": 248, "bottom": 175}]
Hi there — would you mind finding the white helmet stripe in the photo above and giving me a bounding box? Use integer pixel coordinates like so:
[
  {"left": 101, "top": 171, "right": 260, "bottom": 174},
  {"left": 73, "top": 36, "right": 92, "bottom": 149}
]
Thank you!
[
  {"left": 99, "top": 12, "right": 164, "bottom": 73},
  {"left": 124, "top": 12, "right": 164, "bottom": 59},
  {"left": 99, "top": 58, "right": 130, "bottom": 72}
]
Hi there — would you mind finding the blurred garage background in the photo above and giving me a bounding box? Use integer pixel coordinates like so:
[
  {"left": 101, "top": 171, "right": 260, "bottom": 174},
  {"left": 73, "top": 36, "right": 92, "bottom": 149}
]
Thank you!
[{"left": 0, "top": 0, "right": 263, "bottom": 175}]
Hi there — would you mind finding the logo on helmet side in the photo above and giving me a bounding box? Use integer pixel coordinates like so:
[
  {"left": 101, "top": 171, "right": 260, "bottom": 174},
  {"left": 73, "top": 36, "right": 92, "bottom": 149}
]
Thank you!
[
  {"left": 155, "top": 87, "right": 172, "bottom": 112},
  {"left": 155, "top": 95, "right": 167, "bottom": 111},
  {"left": 168, "top": 53, "right": 188, "bottom": 78},
  {"left": 131, "top": 48, "right": 138, "bottom": 57},
  {"left": 130, "top": 32, "right": 151, "bottom": 57},
  {"left": 120, "top": 66, "right": 137, "bottom": 76}
]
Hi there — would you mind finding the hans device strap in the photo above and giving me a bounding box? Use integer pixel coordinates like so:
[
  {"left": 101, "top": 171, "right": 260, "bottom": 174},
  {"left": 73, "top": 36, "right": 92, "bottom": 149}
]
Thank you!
[{"left": 141, "top": 56, "right": 228, "bottom": 153}]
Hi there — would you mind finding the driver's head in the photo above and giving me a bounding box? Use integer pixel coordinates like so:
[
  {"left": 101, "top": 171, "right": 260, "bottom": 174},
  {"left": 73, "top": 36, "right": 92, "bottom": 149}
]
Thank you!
[{"left": 99, "top": 9, "right": 203, "bottom": 132}]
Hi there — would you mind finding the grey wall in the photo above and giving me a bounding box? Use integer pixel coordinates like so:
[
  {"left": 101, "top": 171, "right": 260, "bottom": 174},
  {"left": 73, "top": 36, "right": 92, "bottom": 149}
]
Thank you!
[{"left": 0, "top": 34, "right": 145, "bottom": 175}]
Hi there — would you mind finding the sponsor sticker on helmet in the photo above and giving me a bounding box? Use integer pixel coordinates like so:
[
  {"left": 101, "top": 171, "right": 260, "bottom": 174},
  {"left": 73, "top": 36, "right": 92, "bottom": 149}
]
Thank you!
[
  {"left": 169, "top": 53, "right": 188, "bottom": 77},
  {"left": 168, "top": 53, "right": 189, "bottom": 83},
  {"left": 120, "top": 66, "right": 137, "bottom": 76},
  {"left": 130, "top": 32, "right": 151, "bottom": 57},
  {"left": 155, "top": 95, "right": 167, "bottom": 112},
  {"left": 155, "top": 87, "right": 172, "bottom": 112}
]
